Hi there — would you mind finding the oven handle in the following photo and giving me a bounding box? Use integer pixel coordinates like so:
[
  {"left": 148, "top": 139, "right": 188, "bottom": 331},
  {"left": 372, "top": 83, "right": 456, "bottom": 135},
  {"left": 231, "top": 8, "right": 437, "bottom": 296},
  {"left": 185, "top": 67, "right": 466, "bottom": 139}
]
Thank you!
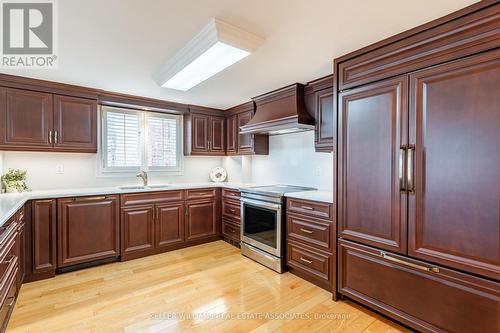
[{"left": 240, "top": 197, "right": 281, "bottom": 211}]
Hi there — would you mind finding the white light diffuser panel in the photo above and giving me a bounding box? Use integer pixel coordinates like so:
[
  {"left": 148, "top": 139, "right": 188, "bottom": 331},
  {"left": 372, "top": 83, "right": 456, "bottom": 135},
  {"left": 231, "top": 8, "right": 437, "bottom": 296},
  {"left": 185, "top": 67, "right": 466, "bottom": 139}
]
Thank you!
[{"left": 156, "top": 18, "right": 264, "bottom": 91}]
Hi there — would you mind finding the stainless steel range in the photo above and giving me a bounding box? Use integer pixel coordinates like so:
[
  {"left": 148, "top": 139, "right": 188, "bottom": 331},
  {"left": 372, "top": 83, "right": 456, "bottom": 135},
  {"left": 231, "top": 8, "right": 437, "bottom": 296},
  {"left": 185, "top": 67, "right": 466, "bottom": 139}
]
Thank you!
[{"left": 239, "top": 185, "right": 316, "bottom": 273}]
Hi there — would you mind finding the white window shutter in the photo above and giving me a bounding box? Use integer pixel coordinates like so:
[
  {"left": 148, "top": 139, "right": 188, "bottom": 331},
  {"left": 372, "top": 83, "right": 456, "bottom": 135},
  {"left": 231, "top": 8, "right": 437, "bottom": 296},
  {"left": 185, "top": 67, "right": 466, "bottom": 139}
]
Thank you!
[
  {"left": 105, "top": 110, "right": 141, "bottom": 167},
  {"left": 147, "top": 114, "right": 178, "bottom": 168}
]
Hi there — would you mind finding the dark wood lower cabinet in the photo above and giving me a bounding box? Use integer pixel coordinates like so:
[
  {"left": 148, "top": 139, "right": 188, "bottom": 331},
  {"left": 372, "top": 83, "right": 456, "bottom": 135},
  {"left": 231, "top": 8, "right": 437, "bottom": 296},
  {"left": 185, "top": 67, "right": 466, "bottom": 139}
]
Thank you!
[
  {"left": 57, "top": 196, "right": 120, "bottom": 267},
  {"left": 185, "top": 200, "right": 218, "bottom": 241},
  {"left": 31, "top": 200, "right": 57, "bottom": 275},
  {"left": 120, "top": 191, "right": 221, "bottom": 260},
  {"left": 222, "top": 219, "right": 240, "bottom": 242},
  {"left": 285, "top": 199, "right": 336, "bottom": 297},
  {"left": 121, "top": 205, "right": 155, "bottom": 259},
  {"left": 287, "top": 240, "right": 333, "bottom": 291},
  {"left": 156, "top": 203, "right": 184, "bottom": 248},
  {"left": 339, "top": 240, "right": 500, "bottom": 333}
]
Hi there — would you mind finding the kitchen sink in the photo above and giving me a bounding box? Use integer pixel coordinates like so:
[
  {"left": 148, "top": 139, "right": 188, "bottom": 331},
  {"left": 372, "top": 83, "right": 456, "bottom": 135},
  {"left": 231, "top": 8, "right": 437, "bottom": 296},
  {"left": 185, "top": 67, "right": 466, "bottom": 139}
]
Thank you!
[
  {"left": 118, "top": 185, "right": 171, "bottom": 190},
  {"left": 147, "top": 184, "right": 171, "bottom": 189},
  {"left": 119, "top": 185, "right": 146, "bottom": 190}
]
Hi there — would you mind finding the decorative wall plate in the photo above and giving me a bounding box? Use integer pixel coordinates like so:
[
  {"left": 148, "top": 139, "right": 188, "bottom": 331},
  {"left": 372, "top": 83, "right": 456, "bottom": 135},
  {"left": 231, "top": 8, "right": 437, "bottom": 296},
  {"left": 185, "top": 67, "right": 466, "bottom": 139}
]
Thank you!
[{"left": 210, "top": 167, "right": 227, "bottom": 182}]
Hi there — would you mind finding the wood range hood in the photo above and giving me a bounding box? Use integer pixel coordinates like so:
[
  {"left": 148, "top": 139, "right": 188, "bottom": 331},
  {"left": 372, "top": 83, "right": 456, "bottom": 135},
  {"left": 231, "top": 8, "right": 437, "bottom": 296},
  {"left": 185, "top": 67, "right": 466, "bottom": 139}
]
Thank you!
[{"left": 240, "top": 83, "right": 314, "bottom": 135}]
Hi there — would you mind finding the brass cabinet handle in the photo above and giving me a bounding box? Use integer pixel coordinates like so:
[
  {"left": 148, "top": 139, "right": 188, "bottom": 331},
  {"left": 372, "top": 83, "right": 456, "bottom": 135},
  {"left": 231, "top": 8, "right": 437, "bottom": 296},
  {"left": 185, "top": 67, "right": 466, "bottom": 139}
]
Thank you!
[
  {"left": 0, "top": 223, "right": 18, "bottom": 246},
  {"left": 6, "top": 296, "right": 15, "bottom": 307},
  {"left": 299, "top": 257, "right": 313, "bottom": 264},
  {"left": 301, "top": 206, "right": 314, "bottom": 211},
  {"left": 48, "top": 130, "right": 53, "bottom": 144},
  {"left": 5, "top": 255, "right": 16, "bottom": 263},
  {"left": 300, "top": 228, "right": 313, "bottom": 234},
  {"left": 399, "top": 145, "right": 407, "bottom": 192},
  {"left": 71, "top": 196, "right": 108, "bottom": 201},
  {"left": 54, "top": 130, "right": 58, "bottom": 144},
  {"left": 407, "top": 144, "right": 415, "bottom": 194},
  {"left": 380, "top": 251, "right": 439, "bottom": 273}
]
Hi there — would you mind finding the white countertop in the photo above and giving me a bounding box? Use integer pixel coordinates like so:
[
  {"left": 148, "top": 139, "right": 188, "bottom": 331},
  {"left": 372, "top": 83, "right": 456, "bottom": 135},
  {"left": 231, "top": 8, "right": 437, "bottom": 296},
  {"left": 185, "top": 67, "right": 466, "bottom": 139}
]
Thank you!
[
  {"left": 0, "top": 182, "right": 257, "bottom": 227},
  {"left": 285, "top": 190, "right": 334, "bottom": 204}
]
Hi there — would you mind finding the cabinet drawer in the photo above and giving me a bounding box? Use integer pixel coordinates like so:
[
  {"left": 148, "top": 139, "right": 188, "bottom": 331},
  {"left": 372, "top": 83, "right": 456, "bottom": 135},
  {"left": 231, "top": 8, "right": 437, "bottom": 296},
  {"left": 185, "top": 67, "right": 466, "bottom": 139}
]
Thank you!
[
  {"left": 222, "top": 200, "right": 240, "bottom": 222},
  {"left": 0, "top": 222, "right": 17, "bottom": 262},
  {"left": 339, "top": 240, "right": 500, "bottom": 333},
  {"left": 287, "top": 198, "right": 332, "bottom": 220},
  {"left": 186, "top": 188, "right": 216, "bottom": 200},
  {"left": 286, "top": 240, "right": 331, "bottom": 284},
  {"left": 121, "top": 190, "right": 184, "bottom": 206},
  {"left": 222, "top": 220, "right": 240, "bottom": 242},
  {"left": 0, "top": 261, "right": 17, "bottom": 332},
  {"left": 222, "top": 189, "right": 240, "bottom": 200},
  {"left": 287, "top": 214, "right": 332, "bottom": 251}
]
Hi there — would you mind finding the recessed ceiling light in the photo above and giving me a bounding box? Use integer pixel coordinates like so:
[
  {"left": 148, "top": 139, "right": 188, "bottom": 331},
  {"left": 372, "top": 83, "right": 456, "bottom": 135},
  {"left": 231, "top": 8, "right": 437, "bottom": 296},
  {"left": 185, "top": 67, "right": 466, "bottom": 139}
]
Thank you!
[{"left": 156, "top": 18, "right": 264, "bottom": 91}]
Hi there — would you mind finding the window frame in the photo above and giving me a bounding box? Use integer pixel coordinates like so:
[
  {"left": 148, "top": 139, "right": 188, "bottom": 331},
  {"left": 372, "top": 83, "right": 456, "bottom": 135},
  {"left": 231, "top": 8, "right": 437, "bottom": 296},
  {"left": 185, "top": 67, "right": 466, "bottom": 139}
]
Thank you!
[{"left": 98, "top": 105, "right": 183, "bottom": 176}]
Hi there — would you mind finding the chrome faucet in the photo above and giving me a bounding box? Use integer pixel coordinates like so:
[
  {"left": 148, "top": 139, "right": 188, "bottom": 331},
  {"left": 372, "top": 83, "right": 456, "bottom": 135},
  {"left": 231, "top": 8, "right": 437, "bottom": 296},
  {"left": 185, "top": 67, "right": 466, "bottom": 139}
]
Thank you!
[{"left": 136, "top": 171, "right": 148, "bottom": 187}]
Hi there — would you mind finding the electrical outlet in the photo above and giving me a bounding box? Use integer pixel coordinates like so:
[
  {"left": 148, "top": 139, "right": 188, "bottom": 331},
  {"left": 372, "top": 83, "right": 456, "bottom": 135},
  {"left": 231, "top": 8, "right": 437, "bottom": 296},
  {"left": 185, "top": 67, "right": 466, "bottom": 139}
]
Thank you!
[{"left": 56, "top": 164, "right": 64, "bottom": 174}]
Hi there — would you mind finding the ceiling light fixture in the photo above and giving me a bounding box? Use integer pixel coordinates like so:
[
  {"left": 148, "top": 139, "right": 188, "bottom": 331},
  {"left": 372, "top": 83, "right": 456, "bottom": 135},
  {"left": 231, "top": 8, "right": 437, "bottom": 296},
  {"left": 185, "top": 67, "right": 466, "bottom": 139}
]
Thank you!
[{"left": 156, "top": 18, "right": 264, "bottom": 91}]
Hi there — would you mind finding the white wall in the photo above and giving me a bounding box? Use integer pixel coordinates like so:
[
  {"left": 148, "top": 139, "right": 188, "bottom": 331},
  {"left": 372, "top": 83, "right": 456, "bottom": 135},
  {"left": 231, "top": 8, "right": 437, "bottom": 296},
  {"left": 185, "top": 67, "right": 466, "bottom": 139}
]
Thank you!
[
  {"left": 222, "top": 131, "right": 333, "bottom": 191},
  {"left": 1, "top": 131, "right": 333, "bottom": 191},
  {"left": 250, "top": 131, "right": 333, "bottom": 191},
  {"left": 1, "top": 152, "right": 223, "bottom": 190}
]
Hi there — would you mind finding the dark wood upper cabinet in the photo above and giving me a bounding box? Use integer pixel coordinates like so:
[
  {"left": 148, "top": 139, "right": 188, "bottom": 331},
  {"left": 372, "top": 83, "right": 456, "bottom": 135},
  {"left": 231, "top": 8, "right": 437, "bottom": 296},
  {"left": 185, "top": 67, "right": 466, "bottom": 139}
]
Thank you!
[
  {"left": 190, "top": 113, "right": 209, "bottom": 153},
  {"left": 209, "top": 116, "right": 225, "bottom": 154},
  {"left": 0, "top": 88, "right": 53, "bottom": 149},
  {"left": 53, "top": 95, "right": 97, "bottom": 152},
  {"left": 408, "top": 50, "right": 500, "bottom": 281},
  {"left": 31, "top": 199, "right": 57, "bottom": 274},
  {"left": 0, "top": 87, "right": 97, "bottom": 153},
  {"left": 338, "top": 76, "right": 408, "bottom": 254},
  {"left": 184, "top": 107, "right": 226, "bottom": 156},
  {"left": 57, "top": 195, "right": 120, "bottom": 268},
  {"left": 225, "top": 102, "right": 268, "bottom": 155},
  {"left": 121, "top": 205, "right": 155, "bottom": 256},
  {"left": 315, "top": 89, "right": 334, "bottom": 152},
  {"left": 185, "top": 200, "right": 217, "bottom": 241},
  {"left": 156, "top": 202, "right": 184, "bottom": 248},
  {"left": 237, "top": 110, "right": 254, "bottom": 152},
  {"left": 226, "top": 114, "right": 238, "bottom": 155},
  {"left": 305, "top": 75, "right": 334, "bottom": 153}
]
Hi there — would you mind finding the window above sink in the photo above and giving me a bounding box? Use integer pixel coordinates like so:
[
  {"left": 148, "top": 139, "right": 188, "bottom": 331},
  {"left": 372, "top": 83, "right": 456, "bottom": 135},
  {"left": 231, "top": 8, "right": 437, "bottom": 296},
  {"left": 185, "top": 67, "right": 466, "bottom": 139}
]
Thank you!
[{"left": 99, "top": 106, "right": 183, "bottom": 176}]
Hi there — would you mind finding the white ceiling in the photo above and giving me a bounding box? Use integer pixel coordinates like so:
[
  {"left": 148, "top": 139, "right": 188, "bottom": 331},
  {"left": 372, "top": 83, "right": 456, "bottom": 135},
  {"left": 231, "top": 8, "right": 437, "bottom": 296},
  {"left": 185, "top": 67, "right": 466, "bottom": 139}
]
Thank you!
[{"left": 1, "top": 0, "right": 478, "bottom": 109}]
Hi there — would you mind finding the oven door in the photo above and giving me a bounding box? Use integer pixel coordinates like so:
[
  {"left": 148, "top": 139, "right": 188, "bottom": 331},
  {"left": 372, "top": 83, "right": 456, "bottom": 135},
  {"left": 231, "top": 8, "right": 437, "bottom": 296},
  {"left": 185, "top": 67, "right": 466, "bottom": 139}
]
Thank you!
[{"left": 241, "top": 197, "right": 282, "bottom": 257}]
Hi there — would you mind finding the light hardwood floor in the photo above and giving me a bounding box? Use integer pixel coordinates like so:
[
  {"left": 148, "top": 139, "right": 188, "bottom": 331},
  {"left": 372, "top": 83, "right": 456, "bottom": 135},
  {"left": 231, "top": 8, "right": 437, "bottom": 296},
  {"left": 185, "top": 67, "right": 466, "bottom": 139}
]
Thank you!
[{"left": 7, "top": 241, "right": 409, "bottom": 333}]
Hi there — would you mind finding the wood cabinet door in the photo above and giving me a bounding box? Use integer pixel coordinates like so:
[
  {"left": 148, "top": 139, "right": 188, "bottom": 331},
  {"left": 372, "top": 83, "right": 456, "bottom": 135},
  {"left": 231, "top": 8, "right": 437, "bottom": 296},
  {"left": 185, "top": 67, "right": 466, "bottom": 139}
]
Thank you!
[
  {"left": 315, "top": 88, "right": 334, "bottom": 152},
  {"left": 226, "top": 114, "right": 238, "bottom": 154},
  {"left": 156, "top": 202, "right": 184, "bottom": 248},
  {"left": 338, "top": 77, "right": 408, "bottom": 254},
  {"left": 339, "top": 240, "right": 500, "bottom": 333},
  {"left": 191, "top": 114, "right": 209, "bottom": 152},
  {"left": 237, "top": 110, "right": 254, "bottom": 153},
  {"left": 57, "top": 196, "right": 119, "bottom": 267},
  {"left": 53, "top": 95, "right": 97, "bottom": 152},
  {"left": 121, "top": 205, "right": 155, "bottom": 255},
  {"left": 408, "top": 51, "right": 500, "bottom": 280},
  {"left": 32, "top": 200, "right": 57, "bottom": 273},
  {"left": 1, "top": 88, "right": 53, "bottom": 149},
  {"left": 209, "top": 116, "right": 225, "bottom": 153},
  {"left": 185, "top": 200, "right": 217, "bottom": 241}
]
